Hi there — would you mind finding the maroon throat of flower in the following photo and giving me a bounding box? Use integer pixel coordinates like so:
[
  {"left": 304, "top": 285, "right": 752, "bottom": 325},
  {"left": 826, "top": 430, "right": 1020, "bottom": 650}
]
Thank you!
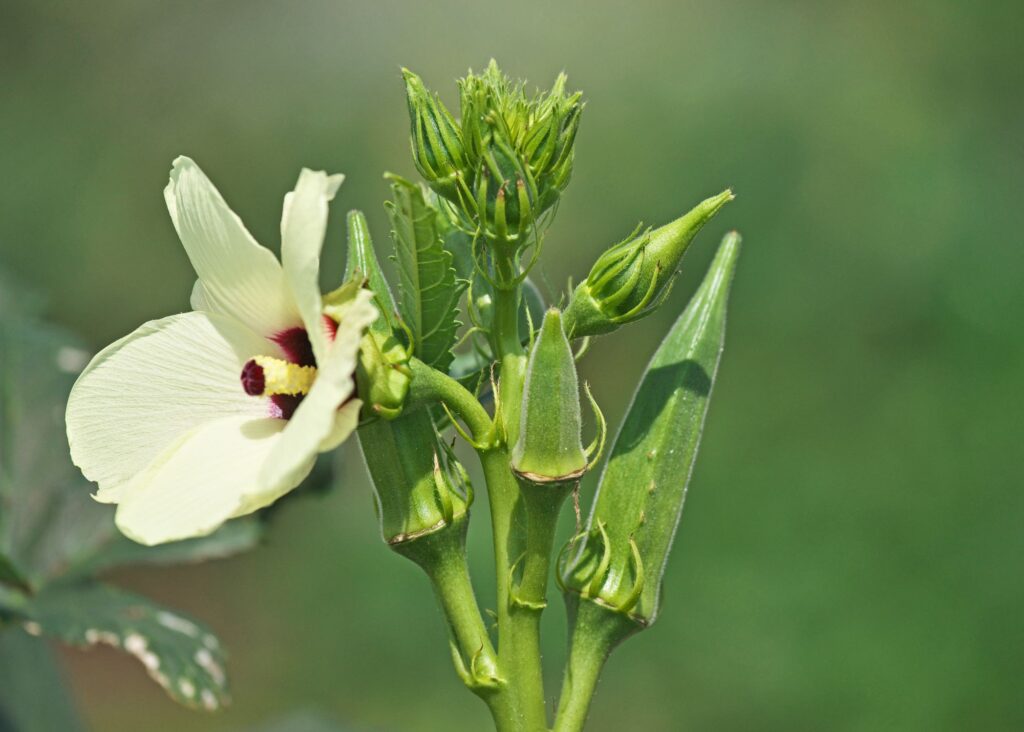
[{"left": 238, "top": 317, "right": 343, "bottom": 420}]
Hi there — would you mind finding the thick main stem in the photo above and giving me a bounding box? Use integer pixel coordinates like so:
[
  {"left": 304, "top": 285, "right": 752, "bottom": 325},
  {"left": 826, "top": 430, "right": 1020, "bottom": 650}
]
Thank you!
[
  {"left": 409, "top": 248, "right": 558, "bottom": 730},
  {"left": 482, "top": 447, "right": 551, "bottom": 732},
  {"left": 489, "top": 260, "right": 555, "bottom": 730}
]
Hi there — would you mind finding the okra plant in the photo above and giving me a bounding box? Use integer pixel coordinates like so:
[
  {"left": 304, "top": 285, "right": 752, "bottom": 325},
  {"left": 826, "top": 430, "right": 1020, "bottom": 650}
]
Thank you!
[{"left": 1, "top": 61, "right": 741, "bottom": 731}]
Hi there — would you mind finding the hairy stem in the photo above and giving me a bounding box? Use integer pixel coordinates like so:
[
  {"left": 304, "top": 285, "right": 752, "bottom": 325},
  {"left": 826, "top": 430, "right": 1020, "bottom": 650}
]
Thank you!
[
  {"left": 416, "top": 531, "right": 500, "bottom": 691},
  {"left": 553, "top": 601, "right": 638, "bottom": 732},
  {"left": 407, "top": 357, "right": 493, "bottom": 440},
  {"left": 552, "top": 632, "right": 607, "bottom": 732}
]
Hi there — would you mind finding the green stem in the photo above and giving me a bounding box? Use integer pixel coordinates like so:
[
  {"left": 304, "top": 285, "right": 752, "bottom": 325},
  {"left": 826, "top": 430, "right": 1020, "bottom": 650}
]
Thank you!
[
  {"left": 491, "top": 247, "right": 526, "bottom": 446},
  {"left": 413, "top": 529, "right": 500, "bottom": 693},
  {"left": 407, "top": 260, "right": 557, "bottom": 730},
  {"left": 480, "top": 449, "right": 551, "bottom": 732},
  {"left": 553, "top": 600, "right": 638, "bottom": 732},
  {"left": 407, "top": 357, "right": 494, "bottom": 440},
  {"left": 515, "top": 482, "right": 571, "bottom": 607},
  {"left": 486, "top": 248, "right": 558, "bottom": 730},
  {"left": 551, "top": 633, "right": 607, "bottom": 732},
  {"left": 504, "top": 481, "right": 574, "bottom": 731}
]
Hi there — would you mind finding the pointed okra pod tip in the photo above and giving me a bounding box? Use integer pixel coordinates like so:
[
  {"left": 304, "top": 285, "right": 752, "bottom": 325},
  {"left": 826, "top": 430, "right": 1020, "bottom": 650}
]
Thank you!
[
  {"left": 511, "top": 308, "right": 588, "bottom": 484},
  {"left": 563, "top": 188, "right": 735, "bottom": 339},
  {"left": 560, "top": 231, "right": 741, "bottom": 628}
]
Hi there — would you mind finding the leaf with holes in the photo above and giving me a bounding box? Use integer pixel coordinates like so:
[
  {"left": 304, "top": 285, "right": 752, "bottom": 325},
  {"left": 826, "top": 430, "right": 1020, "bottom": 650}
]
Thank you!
[
  {"left": 21, "top": 582, "right": 230, "bottom": 710},
  {"left": 386, "top": 174, "right": 466, "bottom": 372}
]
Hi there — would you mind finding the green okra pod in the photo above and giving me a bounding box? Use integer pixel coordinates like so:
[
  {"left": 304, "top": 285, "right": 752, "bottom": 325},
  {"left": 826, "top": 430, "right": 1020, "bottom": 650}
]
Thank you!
[{"left": 561, "top": 231, "right": 742, "bottom": 626}]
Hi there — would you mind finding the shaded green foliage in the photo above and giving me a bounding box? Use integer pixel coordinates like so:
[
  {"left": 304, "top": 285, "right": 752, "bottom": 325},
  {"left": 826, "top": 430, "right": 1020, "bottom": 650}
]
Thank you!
[
  {"left": 0, "top": 630, "right": 84, "bottom": 732},
  {"left": 0, "top": 303, "right": 260, "bottom": 714}
]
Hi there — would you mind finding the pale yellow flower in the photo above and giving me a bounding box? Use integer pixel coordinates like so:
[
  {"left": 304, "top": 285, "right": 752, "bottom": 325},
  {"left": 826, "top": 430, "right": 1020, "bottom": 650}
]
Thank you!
[{"left": 66, "top": 157, "right": 376, "bottom": 545}]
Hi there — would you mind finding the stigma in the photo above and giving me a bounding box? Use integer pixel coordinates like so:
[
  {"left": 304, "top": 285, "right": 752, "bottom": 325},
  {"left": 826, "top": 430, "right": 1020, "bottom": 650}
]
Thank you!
[{"left": 241, "top": 356, "right": 317, "bottom": 397}]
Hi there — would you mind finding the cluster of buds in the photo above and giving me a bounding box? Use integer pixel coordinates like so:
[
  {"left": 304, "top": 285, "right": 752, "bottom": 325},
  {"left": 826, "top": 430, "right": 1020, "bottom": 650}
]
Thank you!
[{"left": 403, "top": 61, "right": 582, "bottom": 249}]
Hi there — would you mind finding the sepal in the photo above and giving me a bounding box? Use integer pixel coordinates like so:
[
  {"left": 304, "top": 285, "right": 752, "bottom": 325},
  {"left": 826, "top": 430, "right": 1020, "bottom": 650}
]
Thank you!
[
  {"left": 341, "top": 215, "right": 413, "bottom": 418},
  {"left": 344, "top": 209, "right": 398, "bottom": 332}
]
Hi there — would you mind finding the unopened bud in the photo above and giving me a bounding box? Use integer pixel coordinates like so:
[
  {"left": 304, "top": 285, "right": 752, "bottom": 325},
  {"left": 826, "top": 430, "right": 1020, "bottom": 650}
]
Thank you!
[
  {"left": 403, "top": 68, "right": 466, "bottom": 203},
  {"left": 563, "top": 190, "right": 734, "bottom": 338}
]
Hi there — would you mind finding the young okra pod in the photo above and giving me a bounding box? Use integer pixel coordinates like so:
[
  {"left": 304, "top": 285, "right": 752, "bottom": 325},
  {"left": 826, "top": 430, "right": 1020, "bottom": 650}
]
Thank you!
[
  {"left": 561, "top": 231, "right": 742, "bottom": 626},
  {"left": 511, "top": 308, "right": 588, "bottom": 485}
]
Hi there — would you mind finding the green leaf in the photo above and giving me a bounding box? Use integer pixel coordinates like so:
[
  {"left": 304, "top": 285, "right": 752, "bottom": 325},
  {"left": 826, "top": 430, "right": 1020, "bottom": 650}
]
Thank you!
[
  {"left": 67, "top": 517, "right": 262, "bottom": 580},
  {"left": 386, "top": 174, "right": 466, "bottom": 372},
  {"left": 561, "top": 232, "right": 741, "bottom": 626},
  {"left": 0, "top": 553, "right": 30, "bottom": 592},
  {"left": 0, "top": 312, "right": 115, "bottom": 588},
  {"left": 0, "top": 628, "right": 84, "bottom": 732},
  {"left": 0, "top": 583, "right": 28, "bottom": 616},
  {"left": 22, "top": 582, "right": 231, "bottom": 711}
]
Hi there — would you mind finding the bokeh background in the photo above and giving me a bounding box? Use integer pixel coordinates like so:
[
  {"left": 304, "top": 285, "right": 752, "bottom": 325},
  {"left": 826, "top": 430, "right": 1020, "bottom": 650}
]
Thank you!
[{"left": 2, "top": 1, "right": 1022, "bottom": 730}]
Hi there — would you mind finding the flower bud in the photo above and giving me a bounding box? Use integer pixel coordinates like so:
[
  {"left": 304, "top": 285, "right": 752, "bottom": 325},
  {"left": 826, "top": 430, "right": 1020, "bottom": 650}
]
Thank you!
[
  {"left": 560, "top": 232, "right": 741, "bottom": 627},
  {"left": 563, "top": 189, "right": 734, "bottom": 339},
  {"left": 403, "top": 69, "right": 466, "bottom": 203},
  {"left": 511, "top": 309, "right": 587, "bottom": 483}
]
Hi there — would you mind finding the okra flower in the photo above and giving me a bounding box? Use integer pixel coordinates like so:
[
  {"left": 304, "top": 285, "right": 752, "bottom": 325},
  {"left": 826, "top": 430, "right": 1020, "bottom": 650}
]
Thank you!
[{"left": 66, "top": 157, "right": 377, "bottom": 545}]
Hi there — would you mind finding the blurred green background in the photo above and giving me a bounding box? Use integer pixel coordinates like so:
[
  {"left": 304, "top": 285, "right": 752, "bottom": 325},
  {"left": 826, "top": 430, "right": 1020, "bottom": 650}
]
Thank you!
[{"left": 2, "top": 0, "right": 1022, "bottom": 730}]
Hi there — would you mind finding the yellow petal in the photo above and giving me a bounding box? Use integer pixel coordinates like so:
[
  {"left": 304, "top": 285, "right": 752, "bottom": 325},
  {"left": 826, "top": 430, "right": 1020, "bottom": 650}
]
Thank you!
[
  {"left": 281, "top": 168, "right": 344, "bottom": 366},
  {"left": 165, "top": 156, "right": 300, "bottom": 337},
  {"left": 115, "top": 416, "right": 291, "bottom": 545},
  {"left": 67, "top": 312, "right": 273, "bottom": 499}
]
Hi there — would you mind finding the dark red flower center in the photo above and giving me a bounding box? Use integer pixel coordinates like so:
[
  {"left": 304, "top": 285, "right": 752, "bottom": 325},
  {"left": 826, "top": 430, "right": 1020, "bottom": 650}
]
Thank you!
[{"left": 240, "top": 359, "right": 266, "bottom": 396}]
